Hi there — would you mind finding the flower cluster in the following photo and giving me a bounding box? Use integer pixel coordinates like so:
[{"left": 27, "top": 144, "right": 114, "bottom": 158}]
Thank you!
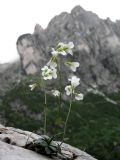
[
  {"left": 40, "top": 42, "right": 74, "bottom": 81},
  {"left": 56, "top": 42, "right": 74, "bottom": 56},
  {"left": 41, "top": 66, "right": 57, "bottom": 80},
  {"left": 29, "top": 42, "right": 83, "bottom": 101},
  {"left": 65, "top": 76, "right": 83, "bottom": 100}
]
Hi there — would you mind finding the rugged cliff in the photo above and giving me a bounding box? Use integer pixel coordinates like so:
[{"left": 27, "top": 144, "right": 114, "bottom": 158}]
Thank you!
[
  {"left": 0, "top": 5, "right": 120, "bottom": 160},
  {"left": 16, "top": 5, "right": 120, "bottom": 93}
]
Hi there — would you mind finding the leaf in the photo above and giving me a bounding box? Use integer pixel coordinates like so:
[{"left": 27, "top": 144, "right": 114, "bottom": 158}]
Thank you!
[
  {"left": 49, "top": 145, "right": 57, "bottom": 152},
  {"left": 34, "top": 138, "right": 48, "bottom": 147},
  {"left": 50, "top": 141, "right": 57, "bottom": 147}
]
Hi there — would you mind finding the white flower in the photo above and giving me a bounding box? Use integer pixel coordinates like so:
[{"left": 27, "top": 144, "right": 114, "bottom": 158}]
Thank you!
[
  {"left": 52, "top": 68, "right": 57, "bottom": 79},
  {"left": 68, "top": 42, "right": 74, "bottom": 49},
  {"left": 41, "top": 66, "right": 52, "bottom": 80},
  {"left": 29, "top": 83, "right": 37, "bottom": 91},
  {"left": 51, "top": 48, "right": 59, "bottom": 57},
  {"left": 66, "top": 62, "right": 80, "bottom": 72},
  {"left": 57, "top": 42, "right": 74, "bottom": 56},
  {"left": 75, "top": 93, "right": 84, "bottom": 100},
  {"left": 59, "top": 50, "right": 67, "bottom": 56},
  {"left": 52, "top": 90, "right": 60, "bottom": 97},
  {"left": 57, "top": 42, "right": 65, "bottom": 50},
  {"left": 68, "top": 76, "right": 80, "bottom": 88},
  {"left": 65, "top": 85, "right": 73, "bottom": 96},
  {"left": 57, "top": 43, "right": 67, "bottom": 55},
  {"left": 67, "top": 42, "right": 74, "bottom": 55},
  {"left": 47, "top": 60, "right": 57, "bottom": 69},
  {"left": 41, "top": 66, "right": 57, "bottom": 80}
]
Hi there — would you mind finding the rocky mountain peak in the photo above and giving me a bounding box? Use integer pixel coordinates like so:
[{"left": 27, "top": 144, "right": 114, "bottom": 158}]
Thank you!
[
  {"left": 71, "top": 5, "right": 99, "bottom": 23},
  {"left": 34, "top": 24, "right": 44, "bottom": 35},
  {"left": 71, "top": 5, "right": 85, "bottom": 13},
  {"left": 15, "top": 5, "right": 120, "bottom": 93}
]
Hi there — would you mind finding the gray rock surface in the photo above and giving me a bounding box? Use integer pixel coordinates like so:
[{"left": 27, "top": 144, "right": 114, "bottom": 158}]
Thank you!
[
  {"left": 0, "top": 141, "right": 50, "bottom": 160},
  {"left": 0, "top": 125, "right": 97, "bottom": 160},
  {"left": 16, "top": 5, "right": 120, "bottom": 93},
  {"left": 0, "top": 61, "right": 22, "bottom": 95}
]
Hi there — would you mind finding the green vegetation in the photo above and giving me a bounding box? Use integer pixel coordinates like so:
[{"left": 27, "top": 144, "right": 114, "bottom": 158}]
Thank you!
[{"left": 0, "top": 80, "right": 120, "bottom": 160}]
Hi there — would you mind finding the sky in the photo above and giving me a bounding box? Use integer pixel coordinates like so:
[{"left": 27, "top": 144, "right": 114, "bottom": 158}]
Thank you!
[{"left": 0, "top": 0, "right": 120, "bottom": 64}]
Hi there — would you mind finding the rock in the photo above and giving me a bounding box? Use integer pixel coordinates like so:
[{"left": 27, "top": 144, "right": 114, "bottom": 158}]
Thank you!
[
  {"left": 0, "top": 141, "right": 50, "bottom": 160},
  {"left": 17, "top": 34, "right": 40, "bottom": 75},
  {"left": 16, "top": 5, "right": 120, "bottom": 93},
  {"left": 16, "top": 27, "right": 48, "bottom": 75},
  {"left": 0, "top": 125, "right": 97, "bottom": 160},
  {"left": 0, "top": 61, "right": 22, "bottom": 95}
]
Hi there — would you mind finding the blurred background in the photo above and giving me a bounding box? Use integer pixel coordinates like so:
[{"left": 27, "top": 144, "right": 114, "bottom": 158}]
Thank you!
[{"left": 0, "top": 0, "right": 120, "bottom": 159}]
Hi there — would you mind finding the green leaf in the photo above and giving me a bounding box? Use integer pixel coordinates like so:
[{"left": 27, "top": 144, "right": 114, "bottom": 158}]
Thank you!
[
  {"left": 34, "top": 138, "right": 48, "bottom": 147},
  {"left": 49, "top": 145, "right": 57, "bottom": 152}
]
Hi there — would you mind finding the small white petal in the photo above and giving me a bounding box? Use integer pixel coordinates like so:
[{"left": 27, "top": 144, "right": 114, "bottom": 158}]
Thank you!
[
  {"left": 59, "top": 51, "right": 67, "bottom": 56},
  {"left": 68, "top": 42, "right": 74, "bottom": 49},
  {"left": 52, "top": 90, "right": 60, "bottom": 97},
  {"left": 47, "top": 60, "right": 57, "bottom": 69},
  {"left": 44, "top": 77, "right": 48, "bottom": 80},
  {"left": 74, "top": 62, "right": 80, "bottom": 67},
  {"left": 65, "top": 85, "right": 73, "bottom": 96},
  {"left": 52, "top": 68, "right": 57, "bottom": 79},
  {"left": 58, "top": 42, "right": 64, "bottom": 47},
  {"left": 71, "top": 62, "right": 79, "bottom": 71},
  {"left": 51, "top": 48, "right": 59, "bottom": 56},
  {"left": 66, "top": 62, "right": 80, "bottom": 72},
  {"left": 67, "top": 49, "right": 73, "bottom": 56},
  {"left": 68, "top": 76, "right": 80, "bottom": 88},
  {"left": 41, "top": 66, "right": 48, "bottom": 71}
]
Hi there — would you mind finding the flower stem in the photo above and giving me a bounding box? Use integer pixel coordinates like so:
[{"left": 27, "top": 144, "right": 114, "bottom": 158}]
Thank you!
[
  {"left": 60, "top": 94, "right": 73, "bottom": 146},
  {"left": 44, "top": 91, "right": 47, "bottom": 135},
  {"left": 57, "top": 58, "right": 62, "bottom": 115}
]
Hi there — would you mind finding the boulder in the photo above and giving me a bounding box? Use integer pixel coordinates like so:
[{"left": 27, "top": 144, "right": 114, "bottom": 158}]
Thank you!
[
  {"left": 0, "top": 124, "right": 97, "bottom": 160},
  {"left": 0, "top": 141, "right": 49, "bottom": 160}
]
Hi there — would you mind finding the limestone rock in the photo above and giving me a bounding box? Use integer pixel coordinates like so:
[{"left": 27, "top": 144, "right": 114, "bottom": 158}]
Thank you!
[
  {"left": 0, "top": 125, "right": 97, "bottom": 160},
  {"left": 0, "top": 141, "right": 50, "bottom": 160},
  {"left": 16, "top": 5, "right": 120, "bottom": 93},
  {"left": 17, "top": 26, "right": 48, "bottom": 75}
]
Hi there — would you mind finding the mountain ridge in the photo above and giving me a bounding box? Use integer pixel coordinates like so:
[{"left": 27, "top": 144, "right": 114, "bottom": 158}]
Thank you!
[{"left": 1, "top": 5, "right": 120, "bottom": 93}]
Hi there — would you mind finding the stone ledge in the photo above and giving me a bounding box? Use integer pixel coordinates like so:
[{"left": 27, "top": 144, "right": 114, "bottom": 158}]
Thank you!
[{"left": 0, "top": 125, "right": 97, "bottom": 160}]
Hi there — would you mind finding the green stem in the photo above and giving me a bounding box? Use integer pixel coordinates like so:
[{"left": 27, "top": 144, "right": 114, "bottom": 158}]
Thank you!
[
  {"left": 60, "top": 94, "right": 73, "bottom": 146},
  {"left": 57, "top": 58, "right": 62, "bottom": 115},
  {"left": 48, "top": 132, "right": 64, "bottom": 144},
  {"left": 44, "top": 91, "right": 47, "bottom": 135}
]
